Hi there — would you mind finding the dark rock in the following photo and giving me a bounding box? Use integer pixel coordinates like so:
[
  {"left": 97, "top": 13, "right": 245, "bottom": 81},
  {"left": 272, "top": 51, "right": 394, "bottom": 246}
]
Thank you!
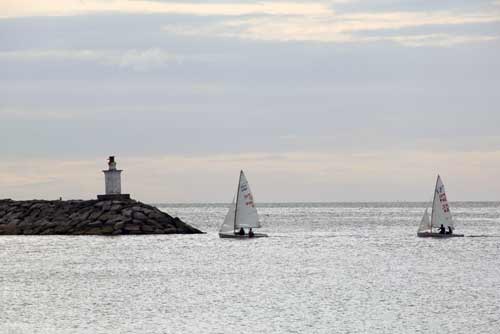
[
  {"left": 113, "top": 221, "right": 125, "bottom": 230},
  {"left": 0, "top": 223, "right": 17, "bottom": 235},
  {"left": 147, "top": 219, "right": 163, "bottom": 229},
  {"left": 141, "top": 225, "right": 155, "bottom": 232},
  {"left": 108, "top": 215, "right": 128, "bottom": 225},
  {"left": 122, "top": 209, "right": 133, "bottom": 217},
  {"left": 99, "top": 212, "right": 113, "bottom": 222},
  {"left": 161, "top": 226, "right": 177, "bottom": 234},
  {"left": 124, "top": 224, "right": 141, "bottom": 232},
  {"left": 0, "top": 199, "right": 203, "bottom": 235},
  {"left": 132, "top": 211, "right": 148, "bottom": 220},
  {"left": 88, "top": 211, "right": 102, "bottom": 220},
  {"left": 173, "top": 217, "right": 203, "bottom": 234},
  {"left": 54, "top": 225, "right": 68, "bottom": 233},
  {"left": 85, "top": 227, "right": 105, "bottom": 235},
  {"left": 40, "top": 228, "right": 54, "bottom": 235},
  {"left": 100, "top": 226, "right": 114, "bottom": 234},
  {"left": 146, "top": 211, "right": 164, "bottom": 220}
]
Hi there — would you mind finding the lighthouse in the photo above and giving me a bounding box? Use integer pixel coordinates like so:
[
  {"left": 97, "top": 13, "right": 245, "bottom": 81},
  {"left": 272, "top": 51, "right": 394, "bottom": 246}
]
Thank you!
[
  {"left": 104, "top": 156, "right": 121, "bottom": 194},
  {"left": 97, "top": 156, "right": 130, "bottom": 200}
]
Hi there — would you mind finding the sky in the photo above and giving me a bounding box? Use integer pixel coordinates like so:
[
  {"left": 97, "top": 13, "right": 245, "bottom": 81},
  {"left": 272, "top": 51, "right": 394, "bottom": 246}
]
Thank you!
[{"left": 1, "top": 0, "right": 499, "bottom": 202}]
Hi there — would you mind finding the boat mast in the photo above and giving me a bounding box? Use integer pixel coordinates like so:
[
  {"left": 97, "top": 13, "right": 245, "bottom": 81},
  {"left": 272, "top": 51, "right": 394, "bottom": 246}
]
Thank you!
[
  {"left": 430, "top": 174, "right": 439, "bottom": 232},
  {"left": 233, "top": 170, "right": 243, "bottom": 233}
]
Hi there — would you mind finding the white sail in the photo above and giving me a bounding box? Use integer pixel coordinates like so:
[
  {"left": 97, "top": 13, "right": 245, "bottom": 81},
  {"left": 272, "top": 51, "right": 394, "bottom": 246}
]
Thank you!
[
  {"left": 234, "top": 171, "right": 261, "bottom": 229},
  {"left": 431, "top": 175, "right": 454, "bottom": 231},
  {"left": 219, "top": 201, "right": 236, "bottom": 234},
  {"left": 417, "top": 208, "right": 431, "bottom": 233}
]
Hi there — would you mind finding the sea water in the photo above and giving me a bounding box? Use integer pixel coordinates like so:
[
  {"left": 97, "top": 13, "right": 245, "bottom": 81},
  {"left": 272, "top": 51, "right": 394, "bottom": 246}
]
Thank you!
[{"left": 1, "top": 202, "right": 499, "bottom": 333}]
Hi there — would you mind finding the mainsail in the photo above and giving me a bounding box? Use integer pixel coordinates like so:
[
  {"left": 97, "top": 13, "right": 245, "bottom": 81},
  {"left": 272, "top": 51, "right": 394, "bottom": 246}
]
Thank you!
[
  {"left": 430, "top": 175, "right": 454, "bottom": 231},
  {"left": 234, "top": 171, "right": 261, "bottom": 229},
  {"left": 418, "top": 208, "right": 431, "bottom": 233}
]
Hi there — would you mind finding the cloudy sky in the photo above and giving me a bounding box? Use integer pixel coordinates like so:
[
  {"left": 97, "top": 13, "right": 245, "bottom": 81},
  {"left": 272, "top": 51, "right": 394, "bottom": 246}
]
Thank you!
[{"left": 1, "top": 0, "right": 499, "bottom": 202}]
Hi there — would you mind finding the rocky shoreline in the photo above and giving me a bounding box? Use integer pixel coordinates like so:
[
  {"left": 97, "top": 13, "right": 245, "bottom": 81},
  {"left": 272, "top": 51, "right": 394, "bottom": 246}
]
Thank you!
[{"left": 0, "top": 198, "right": 202, "bottom": 235}]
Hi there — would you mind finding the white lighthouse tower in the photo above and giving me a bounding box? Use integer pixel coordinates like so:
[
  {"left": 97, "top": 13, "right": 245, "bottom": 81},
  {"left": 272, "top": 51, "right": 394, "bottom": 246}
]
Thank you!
[
  {"left": 98, "top": 156, "right": 130, "bottom": 200},
  {"left": 104, "top": 156, "right": 121, "bottom": 194}
]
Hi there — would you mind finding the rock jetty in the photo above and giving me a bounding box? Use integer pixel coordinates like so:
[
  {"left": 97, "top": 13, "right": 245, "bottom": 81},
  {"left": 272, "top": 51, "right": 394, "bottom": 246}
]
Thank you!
[{"left": 0, "top": 198, "right": 202, "bottom": 235}]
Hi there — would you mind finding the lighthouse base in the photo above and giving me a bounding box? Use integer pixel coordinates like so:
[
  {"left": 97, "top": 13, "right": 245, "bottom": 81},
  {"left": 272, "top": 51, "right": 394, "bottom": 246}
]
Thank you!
[{"left": 97, "top": 194, "right": 131, "bottom": 201}]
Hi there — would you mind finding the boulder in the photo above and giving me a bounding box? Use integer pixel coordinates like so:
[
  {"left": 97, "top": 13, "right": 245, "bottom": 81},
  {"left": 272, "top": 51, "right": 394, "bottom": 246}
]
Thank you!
[
  {"left": 141, "top": 225, "right": 155, "bottom": 232},
  {"left": 123, "top": 224, "right": 141, "bottom": 232},
  {"left": 132, "top": 211, "right": 148, "bottom": 220},
  {"left": 113, "top": 221, "right": 125, "bottom": 230}
]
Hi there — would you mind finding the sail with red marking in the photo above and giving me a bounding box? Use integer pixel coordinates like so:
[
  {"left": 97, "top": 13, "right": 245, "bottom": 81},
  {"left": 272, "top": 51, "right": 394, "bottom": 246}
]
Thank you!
[
  {"left": 430, "top": 175, "right": 454, "bottom": 231},
  {"left": 235, "top": 171, "right": 261, "bottom": 229}
]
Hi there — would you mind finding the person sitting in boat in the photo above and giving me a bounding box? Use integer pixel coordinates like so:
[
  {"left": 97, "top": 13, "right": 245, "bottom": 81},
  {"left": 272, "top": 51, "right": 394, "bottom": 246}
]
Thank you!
[
  {"left": 438, "top": 224, "right": 446, "bottom": 234},
  {"left": 446, "top": 226, "right": 453, "bottom": 234},
  {"left": 238, "top": 227, "right": 245, "bottom": 236},
  {"left": 248, "top": 228, "right": 255, "bottom": 238}
]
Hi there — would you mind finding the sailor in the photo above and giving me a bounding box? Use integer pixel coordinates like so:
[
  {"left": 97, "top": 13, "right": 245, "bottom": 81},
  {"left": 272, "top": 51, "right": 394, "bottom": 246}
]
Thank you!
[
  {"left": 438, "top": 224, "right": 446, "bottom": 234},
  {"left": 447, "top": 226, "right": 453, "bottom": 234},
  {"left": 248, "top": 228, "right": 255, "bottom": 238},
  {"left": 238, "top": 227, "right": 245, "bottom": 236}
]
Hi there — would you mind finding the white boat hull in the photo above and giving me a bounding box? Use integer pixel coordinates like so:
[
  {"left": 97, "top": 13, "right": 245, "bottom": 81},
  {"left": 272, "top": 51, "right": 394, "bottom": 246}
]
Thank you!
[
  {"left": 417, "top": 232, "right": 464, "bottom": 238},
  {"left": 219, "top": 232, "right": 268, "bottom": 239}
]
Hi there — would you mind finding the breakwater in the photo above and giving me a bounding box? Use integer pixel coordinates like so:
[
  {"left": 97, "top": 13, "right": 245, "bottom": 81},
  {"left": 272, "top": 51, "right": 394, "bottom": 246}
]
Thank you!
[{"left": 0, "top": 198, "right": 202, "bottom": 235}]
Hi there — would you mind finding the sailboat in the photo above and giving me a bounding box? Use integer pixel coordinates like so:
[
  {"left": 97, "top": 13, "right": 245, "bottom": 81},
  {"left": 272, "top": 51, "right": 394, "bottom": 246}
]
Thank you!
[
  {"left": 219, "top": 170, "right": 268, "bottom": 239},
  {"left": 417, "top": 175, "right": 464, "bottom": 238}
]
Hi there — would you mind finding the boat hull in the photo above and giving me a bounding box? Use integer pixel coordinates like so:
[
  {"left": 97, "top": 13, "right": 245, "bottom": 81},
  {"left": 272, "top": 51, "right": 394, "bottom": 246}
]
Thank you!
[
  {"left": 417, "top": 232, "right": 464, "bottom": 238},
  {"left": 219, "top": 233, "right": 268, "bottom": 239}
]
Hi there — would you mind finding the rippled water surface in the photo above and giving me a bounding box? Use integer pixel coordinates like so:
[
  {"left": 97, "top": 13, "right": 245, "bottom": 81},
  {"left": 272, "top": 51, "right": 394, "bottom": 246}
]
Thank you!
[{"left": 1, "top": 202, "right": 500, "bottom": 333}]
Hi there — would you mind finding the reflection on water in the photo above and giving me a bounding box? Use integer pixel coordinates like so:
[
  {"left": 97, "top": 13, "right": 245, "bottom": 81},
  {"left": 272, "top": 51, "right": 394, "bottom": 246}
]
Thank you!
[{"left": 1, "top": 202, "right": 499, "bottom": 333}]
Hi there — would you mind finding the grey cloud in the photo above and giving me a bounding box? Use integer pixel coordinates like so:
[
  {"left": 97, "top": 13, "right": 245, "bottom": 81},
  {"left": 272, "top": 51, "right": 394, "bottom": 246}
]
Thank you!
[
  {"left": 0, "top": 49, "right": 182, "bottom": 71},
  {"left": 1, "top": 10, "right": 499, "bottom": 160},
  {"left": 332, "top": 0, "right": 497, "bottom": 14}
]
